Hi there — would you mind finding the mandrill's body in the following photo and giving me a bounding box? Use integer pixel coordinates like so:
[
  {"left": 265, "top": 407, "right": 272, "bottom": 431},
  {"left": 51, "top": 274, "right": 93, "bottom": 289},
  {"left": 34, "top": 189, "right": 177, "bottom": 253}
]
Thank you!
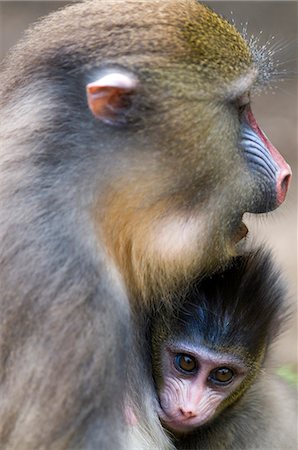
[{"left": 0, "top": 1, "right": 291, "bottom": 449}]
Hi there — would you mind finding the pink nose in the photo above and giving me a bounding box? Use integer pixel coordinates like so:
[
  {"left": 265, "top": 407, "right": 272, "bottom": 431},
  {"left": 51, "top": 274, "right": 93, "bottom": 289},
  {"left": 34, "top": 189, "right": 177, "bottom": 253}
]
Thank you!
[
  {"left": 179, "top": 408, "right": 197, "bottom": 419},
  {"left": 276, "top": 167, "right": 292, "bottom": 206}
]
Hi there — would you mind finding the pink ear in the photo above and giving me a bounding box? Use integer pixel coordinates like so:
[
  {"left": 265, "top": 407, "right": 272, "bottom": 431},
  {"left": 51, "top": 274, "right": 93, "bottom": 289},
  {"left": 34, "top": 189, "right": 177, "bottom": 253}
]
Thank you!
[{"left": 86, "top": 72, "right": 138, "bottom": 124}]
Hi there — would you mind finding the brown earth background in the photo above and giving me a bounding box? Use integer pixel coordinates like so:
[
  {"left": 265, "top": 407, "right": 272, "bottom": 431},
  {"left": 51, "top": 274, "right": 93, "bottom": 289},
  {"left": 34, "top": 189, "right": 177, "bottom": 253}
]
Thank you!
[{"left": 0, "top": 1, "right": 297, "bottom": 375}]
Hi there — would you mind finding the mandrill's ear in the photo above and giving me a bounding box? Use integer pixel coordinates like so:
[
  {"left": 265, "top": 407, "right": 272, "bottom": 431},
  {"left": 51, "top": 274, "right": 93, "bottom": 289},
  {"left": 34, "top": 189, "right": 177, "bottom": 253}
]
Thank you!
[{"left": 86, "top": 72, "right": 138, "bottom": 125}]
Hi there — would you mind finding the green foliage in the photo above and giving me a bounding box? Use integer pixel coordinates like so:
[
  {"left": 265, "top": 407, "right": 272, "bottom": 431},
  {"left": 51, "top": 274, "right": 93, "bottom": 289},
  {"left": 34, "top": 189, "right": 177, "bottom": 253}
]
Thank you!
[{"left": 277, "top": 365, "right": 298, "bottom": 387}]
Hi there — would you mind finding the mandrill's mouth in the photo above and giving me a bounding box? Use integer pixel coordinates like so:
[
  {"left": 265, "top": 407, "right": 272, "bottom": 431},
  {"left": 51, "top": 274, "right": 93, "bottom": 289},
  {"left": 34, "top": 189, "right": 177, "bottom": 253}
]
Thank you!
[{"left": 233, "top": 221, "right": 248, "bottom": 244}]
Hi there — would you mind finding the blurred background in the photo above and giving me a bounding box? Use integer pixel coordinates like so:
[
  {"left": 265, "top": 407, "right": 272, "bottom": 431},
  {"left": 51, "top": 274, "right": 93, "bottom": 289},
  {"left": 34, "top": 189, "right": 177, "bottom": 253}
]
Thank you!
[{"left": 0, "top": 1, "right": 297, "bottom": 378}]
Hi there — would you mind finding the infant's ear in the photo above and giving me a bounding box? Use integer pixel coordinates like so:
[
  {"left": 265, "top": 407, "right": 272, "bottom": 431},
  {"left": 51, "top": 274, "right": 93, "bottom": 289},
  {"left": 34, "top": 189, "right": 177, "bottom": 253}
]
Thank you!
[{"left": 86, "top": 72, "right": 138, "bottom": 125}]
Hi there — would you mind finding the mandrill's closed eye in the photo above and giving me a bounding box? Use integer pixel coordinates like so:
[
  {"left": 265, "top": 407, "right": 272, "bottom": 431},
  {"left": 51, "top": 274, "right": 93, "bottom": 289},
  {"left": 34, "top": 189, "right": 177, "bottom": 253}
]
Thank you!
[{"left": 236, "top": 92, "right": 250, "bottom": 118}]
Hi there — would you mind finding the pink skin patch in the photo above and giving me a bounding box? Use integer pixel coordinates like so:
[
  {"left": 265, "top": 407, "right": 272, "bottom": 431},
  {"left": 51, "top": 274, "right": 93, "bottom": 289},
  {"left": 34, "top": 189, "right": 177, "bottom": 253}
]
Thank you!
[
  {"left": 124, "top": 402, "right": 138, "bottom": 426},
  {"left": 246, "top": 108, "right": 292, "bottom": 205}
]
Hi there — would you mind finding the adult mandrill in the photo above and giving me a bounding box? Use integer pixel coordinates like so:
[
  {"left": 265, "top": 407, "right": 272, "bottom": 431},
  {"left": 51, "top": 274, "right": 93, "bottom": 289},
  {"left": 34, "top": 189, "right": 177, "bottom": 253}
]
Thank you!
[{"left": 0, "top": 1, "right": 291, "bottom": 449}]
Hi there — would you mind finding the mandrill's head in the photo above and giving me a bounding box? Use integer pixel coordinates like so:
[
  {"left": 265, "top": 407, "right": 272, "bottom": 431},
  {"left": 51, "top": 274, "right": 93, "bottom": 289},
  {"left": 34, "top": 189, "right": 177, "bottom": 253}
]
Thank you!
[
  {"left": 1, "top": 0, "right": 291, "bottom": 301},
  {"left": 87, "top": 1, "right": 291, "bottom": 298}
]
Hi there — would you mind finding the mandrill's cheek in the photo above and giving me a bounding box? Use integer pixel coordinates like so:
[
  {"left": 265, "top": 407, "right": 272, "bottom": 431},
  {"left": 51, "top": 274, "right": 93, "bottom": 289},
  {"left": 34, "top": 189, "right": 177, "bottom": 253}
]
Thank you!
[
  {"left": 151, "top": 215, "right": 205, "bottom": 261},
  {"left": 240, "top": 107, "right": 291, "bottom": 213}
]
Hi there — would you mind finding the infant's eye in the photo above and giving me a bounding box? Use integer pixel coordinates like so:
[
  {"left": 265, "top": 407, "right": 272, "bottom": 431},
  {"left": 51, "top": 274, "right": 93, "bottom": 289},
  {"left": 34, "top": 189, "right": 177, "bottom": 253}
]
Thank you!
[
  {"left": 209, "top": 367, "right": 234, "bottom": 385},
  {"left": 174, "top": 354, "right": 197, "bottom": 374}
]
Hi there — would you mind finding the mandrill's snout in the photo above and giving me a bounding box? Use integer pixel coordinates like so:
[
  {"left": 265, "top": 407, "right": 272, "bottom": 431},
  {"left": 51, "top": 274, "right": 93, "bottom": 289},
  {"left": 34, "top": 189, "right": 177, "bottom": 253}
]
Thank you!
[
  {"left": 240, "top": 107, "right": 292, "bottom": 212},
  {"left": 275, "top": 164, "right": 291, "bottom": 206}
]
